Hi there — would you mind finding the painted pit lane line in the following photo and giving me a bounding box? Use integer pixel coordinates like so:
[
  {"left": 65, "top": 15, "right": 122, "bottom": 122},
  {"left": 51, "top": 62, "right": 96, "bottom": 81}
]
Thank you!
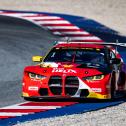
[{"left": 0, "top": 10, "right": 126, "bottom": 125}]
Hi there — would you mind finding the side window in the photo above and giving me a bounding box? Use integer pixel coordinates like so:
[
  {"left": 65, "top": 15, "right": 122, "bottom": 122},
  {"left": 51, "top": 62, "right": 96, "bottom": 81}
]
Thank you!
[{"left": 110, "top": 50, "right": 116, "bottom": 59}]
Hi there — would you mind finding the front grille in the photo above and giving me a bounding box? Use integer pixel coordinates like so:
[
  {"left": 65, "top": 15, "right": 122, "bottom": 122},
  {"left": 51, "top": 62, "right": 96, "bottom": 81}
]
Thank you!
[
  {"left": 65, "top": 76, "right": 79, "bottom": 96},
  {"left": 66, "top": 76, "right": 79, "bottom": 86},
  {"left": 49, "top": 76, "right": 62, "bottom": 86},
  {"left": 49, "top": 76, "right": 62, "bottom": 95},
  {"left": 48, "top": 76, "right": 79, "bottom": 96}
]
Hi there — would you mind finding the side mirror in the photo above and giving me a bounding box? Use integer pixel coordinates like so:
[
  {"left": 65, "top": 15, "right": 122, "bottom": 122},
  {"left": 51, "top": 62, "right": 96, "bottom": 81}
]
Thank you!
[
  {"left": 111, "top": 58, "right": 121, "bottom": 64},
  {"left": 32, "top": 56, "right": 43, "bottom": 62}
]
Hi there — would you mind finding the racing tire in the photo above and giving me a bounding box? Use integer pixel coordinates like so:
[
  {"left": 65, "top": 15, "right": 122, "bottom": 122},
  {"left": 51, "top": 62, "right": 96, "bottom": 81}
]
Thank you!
[{"left": 118, "top": 72, "right": 125, "bottom": 86}]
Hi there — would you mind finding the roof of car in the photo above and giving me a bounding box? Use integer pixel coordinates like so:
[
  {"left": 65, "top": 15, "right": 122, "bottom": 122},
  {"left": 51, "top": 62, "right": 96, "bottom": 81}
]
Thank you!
[{"left": 54, "top": 42, "right": 105, "bottom": 49}]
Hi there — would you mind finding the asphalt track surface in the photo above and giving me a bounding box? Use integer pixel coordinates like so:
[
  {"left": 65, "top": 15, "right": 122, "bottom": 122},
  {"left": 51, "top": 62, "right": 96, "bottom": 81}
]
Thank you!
[{"left": 0, "top": 15, "right": 59, "bottom": 107}]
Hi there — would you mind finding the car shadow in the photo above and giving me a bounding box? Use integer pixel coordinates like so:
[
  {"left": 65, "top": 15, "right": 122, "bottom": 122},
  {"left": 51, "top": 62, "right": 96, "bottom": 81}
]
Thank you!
[{"left": 26, "top": 96, "right": 126, "bottom": 104}]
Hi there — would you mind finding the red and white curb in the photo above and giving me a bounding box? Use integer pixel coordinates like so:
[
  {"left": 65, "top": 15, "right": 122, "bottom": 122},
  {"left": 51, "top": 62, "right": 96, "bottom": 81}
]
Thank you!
[
  {"left": 0, "top": 11, "right": 102, "bottom": 42},
  {"left": 0, "top": 102, "right": 76, "bottom": 119}
]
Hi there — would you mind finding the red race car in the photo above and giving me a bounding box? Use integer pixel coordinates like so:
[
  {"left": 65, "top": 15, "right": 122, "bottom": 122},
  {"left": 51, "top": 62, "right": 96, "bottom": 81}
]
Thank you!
[{"left": 22, "top": 42, "right": 126, "bottom": 100}]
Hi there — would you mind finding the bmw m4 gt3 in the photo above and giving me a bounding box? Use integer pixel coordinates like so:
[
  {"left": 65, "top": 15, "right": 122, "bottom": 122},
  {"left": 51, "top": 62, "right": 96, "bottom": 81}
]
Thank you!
[{"left": 22, "top": 42, "right": 126, "bottom": 100}]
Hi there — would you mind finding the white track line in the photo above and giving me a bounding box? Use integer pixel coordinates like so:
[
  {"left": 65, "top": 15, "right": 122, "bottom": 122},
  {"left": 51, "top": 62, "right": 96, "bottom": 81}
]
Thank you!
[
  {"left": 0, "top": 102, "right": 29, "bottom": 109},
  {"left": 0, "top": 112, "right": 29, "bottom": 116},
  {"left": 24, "top": 16, "right": 61, "bottom": 20},
  {"left": 59, "top": 31, "right": 90, "bottom": 35},
  {"left": 36, "top": 20, "right": 70, "bottom": 24},
  {"left": 70, "top": 36, "right": 101, "bottom": 40},
  {"left": 0, "top": 13, "right": 36, "bottom": 17},
  {"left": 46, "top": 26, "right": 80, "bottom": 29},
  {"left": 1, "top": 106, "right": 61, "bottom": 110}
]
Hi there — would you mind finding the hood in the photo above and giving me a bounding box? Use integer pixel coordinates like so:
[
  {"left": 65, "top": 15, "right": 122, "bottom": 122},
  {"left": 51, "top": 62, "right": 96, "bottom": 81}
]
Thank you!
[
  {"left": 24, "top": 62, "right": 111, "bottom": 77},
  {"left": 40, "top": 62, "right": 111, "bottom": 74}
]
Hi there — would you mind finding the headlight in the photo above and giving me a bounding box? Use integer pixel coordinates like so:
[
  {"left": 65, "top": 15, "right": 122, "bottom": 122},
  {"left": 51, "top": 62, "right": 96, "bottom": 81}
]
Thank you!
[
  {"left": 83, "top": 75, "right": 104, "bottom": 81},
  {"left": 29, "top": 73, "right": 36, "bottom": 79},
  {"left": 29, "top": 73, "right": 46, "bottom": 80},
  {"left": 36, "top": 74, "right": 46, "bottom": 79}
]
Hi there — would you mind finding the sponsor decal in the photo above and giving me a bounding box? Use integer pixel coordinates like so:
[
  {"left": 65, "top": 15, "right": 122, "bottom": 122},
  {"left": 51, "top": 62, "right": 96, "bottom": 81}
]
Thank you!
[
  {"left": 91, "top": 88, "right": 102, "bottom": 92},
  {"left": 52, "top": 68, "right": 77, "bottom": 73},
  {"left": 41, "top": 64, "right": 51, "bottom": 68},
  {"left": 28, "top": 86, "right": 38, "bottom": 91},
  {"left": 63, "top": 64, "right": 73, "bottom": 68},
  {"left": 41, "top": 62, "right": 58, "bottom": 68}
]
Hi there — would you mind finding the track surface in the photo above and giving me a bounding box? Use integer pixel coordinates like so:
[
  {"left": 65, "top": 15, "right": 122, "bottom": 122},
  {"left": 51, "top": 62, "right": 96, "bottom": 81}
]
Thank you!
[{"left": 0, "top": 15, "right": 59, "bottom": 107}]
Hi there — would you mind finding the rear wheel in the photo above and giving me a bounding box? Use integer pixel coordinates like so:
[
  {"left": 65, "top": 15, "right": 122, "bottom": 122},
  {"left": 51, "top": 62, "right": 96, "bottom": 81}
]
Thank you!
[{"left": 118, "top": 72, "right": 125, "bottom": 87}]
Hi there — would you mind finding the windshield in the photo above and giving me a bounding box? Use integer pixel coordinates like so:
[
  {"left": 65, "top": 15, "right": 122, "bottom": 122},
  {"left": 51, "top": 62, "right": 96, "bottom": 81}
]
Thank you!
[{"left": 44, "top": 48, "right": 107, "bottom": 65}]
